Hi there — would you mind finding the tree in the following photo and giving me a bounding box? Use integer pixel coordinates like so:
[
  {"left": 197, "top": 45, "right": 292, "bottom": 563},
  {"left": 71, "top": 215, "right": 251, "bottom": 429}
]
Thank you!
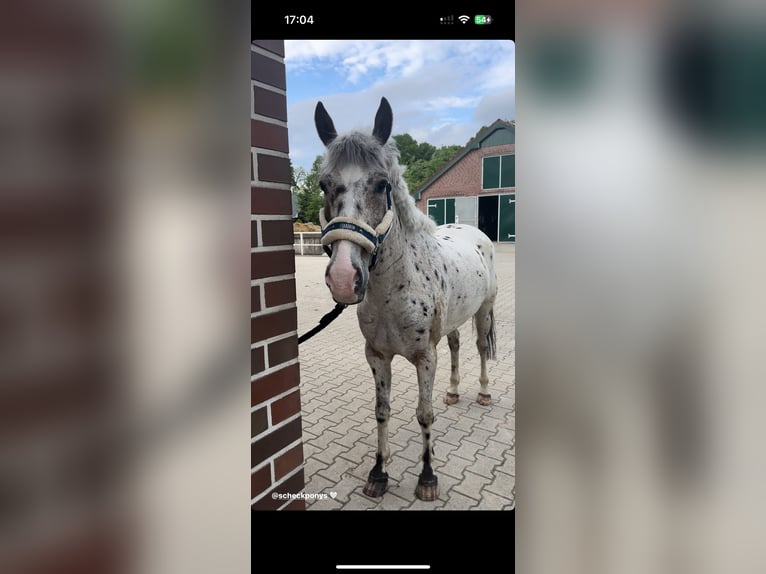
[{"left": 294, "top": 156, "right": 324, "bottom": 224}]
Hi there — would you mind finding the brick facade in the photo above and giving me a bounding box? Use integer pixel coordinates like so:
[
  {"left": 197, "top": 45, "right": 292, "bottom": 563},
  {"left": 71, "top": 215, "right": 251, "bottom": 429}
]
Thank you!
[
  {"left": 416, "top": 143, "right": 516, "bottom": 212},
  {"left": 251, "top": 40, "right": 306, "bottom": 510}
]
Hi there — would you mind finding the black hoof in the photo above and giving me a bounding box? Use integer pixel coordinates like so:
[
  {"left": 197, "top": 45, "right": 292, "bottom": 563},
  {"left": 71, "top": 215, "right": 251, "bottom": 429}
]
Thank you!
[
  {"left": 362, "top": 472, "right": 389, "bottom": 498},
  {"left": 415, "top": 475, "right": 439, "bottom": 501}
]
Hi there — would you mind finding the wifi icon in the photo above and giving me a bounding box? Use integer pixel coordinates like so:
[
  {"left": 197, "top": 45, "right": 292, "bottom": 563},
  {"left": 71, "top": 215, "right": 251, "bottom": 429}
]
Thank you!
[{"left": 458, "top": 15, "right": 470, "bottom": 24}]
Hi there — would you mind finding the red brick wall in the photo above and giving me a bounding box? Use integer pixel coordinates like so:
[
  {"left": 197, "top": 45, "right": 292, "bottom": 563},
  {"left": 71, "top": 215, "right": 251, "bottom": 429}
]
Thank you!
[
  {"left": 251, "top": 40, "right": 306, "bottom": 510},
  {"left": 0, "top": 5, "right": 128, "bottom": 570},
  {"left": 416, "top": 143, "right": 516, "bottom": 212}
]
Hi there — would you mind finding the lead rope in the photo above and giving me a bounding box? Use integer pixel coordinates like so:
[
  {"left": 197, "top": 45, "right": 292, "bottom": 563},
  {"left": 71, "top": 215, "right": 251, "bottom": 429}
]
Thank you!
[{"left": 297, "top": 302, "right": 347, "bottom": 345}]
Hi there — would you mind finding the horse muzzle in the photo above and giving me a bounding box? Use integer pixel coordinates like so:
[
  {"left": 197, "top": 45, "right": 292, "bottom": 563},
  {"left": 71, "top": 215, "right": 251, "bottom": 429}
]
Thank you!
[{"left": 325, "top": 241, "right": 368, "bottom": 304}]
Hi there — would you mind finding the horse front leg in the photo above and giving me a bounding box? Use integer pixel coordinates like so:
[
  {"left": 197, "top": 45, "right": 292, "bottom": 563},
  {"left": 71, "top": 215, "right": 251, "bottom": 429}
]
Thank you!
[
  {"left": 363, "top": 342, "right": 392, "bottom": 498},
  {"left": 415, "top": 348, "right": 439, "bottom": 501}
]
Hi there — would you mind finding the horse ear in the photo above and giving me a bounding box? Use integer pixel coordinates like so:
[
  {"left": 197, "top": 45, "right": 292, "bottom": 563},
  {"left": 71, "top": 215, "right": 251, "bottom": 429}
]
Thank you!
[
  {"left": 315, "top": 101, "right": 337, "bottom": 146},
  {"left": 372, "top": 97, "right": 393, "bottom": 145}
]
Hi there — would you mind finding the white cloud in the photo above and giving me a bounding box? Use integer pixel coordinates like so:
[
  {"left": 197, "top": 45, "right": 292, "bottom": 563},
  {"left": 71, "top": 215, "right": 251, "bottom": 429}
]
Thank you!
[{"left": 284, "top": 40, "right": 515, "bottom": 170}]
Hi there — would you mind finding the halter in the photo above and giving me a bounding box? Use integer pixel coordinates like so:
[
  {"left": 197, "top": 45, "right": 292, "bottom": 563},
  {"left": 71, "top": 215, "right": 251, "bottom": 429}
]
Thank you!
[{"left": 319, "top": 183, "right": 393, "bottom": 270}]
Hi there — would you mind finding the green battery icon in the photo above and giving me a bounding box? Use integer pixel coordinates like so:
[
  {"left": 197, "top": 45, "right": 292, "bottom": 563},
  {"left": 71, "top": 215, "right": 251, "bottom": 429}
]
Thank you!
[{"left": 474, "top": 15, "right": 492, "bottom": 25}]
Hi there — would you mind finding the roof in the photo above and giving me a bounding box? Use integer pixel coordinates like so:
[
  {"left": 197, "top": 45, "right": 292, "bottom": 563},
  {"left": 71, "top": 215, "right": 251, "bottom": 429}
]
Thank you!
[{"left": 412, "top": 119, "right": 515, "bottom": 201}]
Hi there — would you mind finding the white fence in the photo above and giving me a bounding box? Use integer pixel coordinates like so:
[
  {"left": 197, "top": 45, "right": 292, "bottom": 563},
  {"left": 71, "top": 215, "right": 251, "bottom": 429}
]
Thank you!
[{"left": 294, "top": 232, "right": 323, "bottom": 256}]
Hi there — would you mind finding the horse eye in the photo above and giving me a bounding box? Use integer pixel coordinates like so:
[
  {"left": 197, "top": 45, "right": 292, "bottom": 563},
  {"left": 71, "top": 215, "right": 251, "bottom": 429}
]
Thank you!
[
  {"left": 319, "top": 181, "right": 327, "bottom": 193},
  {"left": 375, "top": 180, "right": 389, "bottom": 193}
]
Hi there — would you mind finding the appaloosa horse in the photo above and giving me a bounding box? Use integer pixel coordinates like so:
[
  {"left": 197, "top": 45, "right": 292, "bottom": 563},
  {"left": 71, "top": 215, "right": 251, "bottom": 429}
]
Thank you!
[{"left": 315, "top": 97, "right": 497, "bottom": 500}]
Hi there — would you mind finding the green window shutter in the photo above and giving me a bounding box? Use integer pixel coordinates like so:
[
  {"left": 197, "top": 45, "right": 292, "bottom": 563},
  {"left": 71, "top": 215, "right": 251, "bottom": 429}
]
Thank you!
[
  {"left": 482, "top": 156, "right": 500, "bottom": 189},
  {"left": 501, "top": 154, "right": 515, "bottom": 188}
]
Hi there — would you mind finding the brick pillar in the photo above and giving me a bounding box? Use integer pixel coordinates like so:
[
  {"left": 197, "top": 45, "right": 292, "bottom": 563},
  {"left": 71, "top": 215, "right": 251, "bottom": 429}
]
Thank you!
[
  {"left": 250, "top": 40, "right": 306, "bottom": 510},
  {"left": 0, "top": 4, "right": 127, "bottom": 571}
]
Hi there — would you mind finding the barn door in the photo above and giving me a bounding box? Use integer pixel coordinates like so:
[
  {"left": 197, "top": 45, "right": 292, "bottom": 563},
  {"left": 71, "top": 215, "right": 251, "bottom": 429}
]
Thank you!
[
  {"left": 498, "top": 193, "right": 515, "bottom": 242},
  {"left": 427, "top": 199, "right": 445, "bottom": 226},
  {"left": 445, "top": 198, "right": 455, "bottom": 224}
]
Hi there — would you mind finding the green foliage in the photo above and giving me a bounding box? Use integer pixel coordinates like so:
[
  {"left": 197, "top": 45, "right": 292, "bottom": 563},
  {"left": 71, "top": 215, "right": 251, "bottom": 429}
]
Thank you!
[
  {"left": 393, "top": 134, "right": 462, "bottom": 193},
  {"left": 294, "top": 156, "right": 324, "bottom": 225}
]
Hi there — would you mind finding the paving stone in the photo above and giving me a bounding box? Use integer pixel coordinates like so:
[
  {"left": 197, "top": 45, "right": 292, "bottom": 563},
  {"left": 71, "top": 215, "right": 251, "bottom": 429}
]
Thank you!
[
  {"left": 439, "top": 491, "right": 479, "bottom": 510},
  {"left": 313, "top": 441, "right": 351, "bottom": 465},
  {"left": 498, "top": 453, "right": 515, "bottom": 476},
  {"left": 440, "top": 427, "right": 470, "bottom": 447},
  {"left": 479, "top": 439, "right": 507, "bottom": 462},
  {"left": 484, "top": 470, "right": 515, "bottom": 499},
  {"left": 337, "top": 440, "right": 375, "bottom": 466},
  {"left": 344, "top": 493, "right": 378, "bottom": 510},
  {"left": 462, "top": 427, "right": 495, "bottom": 447},
  {"left": 474, "top": 489, "right": 513, "bottom": 510},
  {"left": 451, "top": 470, "right": 492, "bottom": 501},
  {"left": 302, "top": 457, "right": 329, "bottom": 480},
  {"left": 438, "top": 454, "right": 473, "bottom": 480},
  {"left": 468, "top": 453, "right": 502, "bottom": 479},
  {"left": 310, "top": 497, "right": 343, "bottom": 510}
]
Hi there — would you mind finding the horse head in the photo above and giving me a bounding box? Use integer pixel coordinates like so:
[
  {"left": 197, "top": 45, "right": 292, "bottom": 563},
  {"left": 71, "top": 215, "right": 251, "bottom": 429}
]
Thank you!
[{"left": 314, "top": 97, "right": 395, "bottom": 305}]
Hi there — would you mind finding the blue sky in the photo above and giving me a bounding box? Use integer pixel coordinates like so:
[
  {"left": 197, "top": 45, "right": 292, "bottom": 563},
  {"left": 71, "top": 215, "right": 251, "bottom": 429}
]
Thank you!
[{"left": 284, "top": 40, "right": 515, "bottom": 172}]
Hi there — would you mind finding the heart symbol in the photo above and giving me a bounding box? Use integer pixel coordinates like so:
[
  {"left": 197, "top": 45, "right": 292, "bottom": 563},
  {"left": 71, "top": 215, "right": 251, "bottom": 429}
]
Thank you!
[{"left": 329, "top": 492, "right": 338, "bottom": 499}]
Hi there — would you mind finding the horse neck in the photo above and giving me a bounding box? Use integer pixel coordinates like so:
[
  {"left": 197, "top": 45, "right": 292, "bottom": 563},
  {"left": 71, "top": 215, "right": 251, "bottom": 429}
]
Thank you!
[{"left": 367, "top": 207, "right": 429, "bottom": 294}]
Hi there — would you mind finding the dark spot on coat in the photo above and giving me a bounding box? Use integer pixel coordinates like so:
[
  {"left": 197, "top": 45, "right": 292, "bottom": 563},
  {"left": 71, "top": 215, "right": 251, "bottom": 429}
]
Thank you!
[
  {"left": 441, "top": 278, "right": 446, "bottom": 289},
  {"left": 372, "top": 368, "right": 377, "bottom": 375},
  {"left": 411, "top": 299, "right": 416, "bottom": 305},
  {"left": 398, "top": 284, "right": 404, "bottom": 290},
  {"left": 415, "top": 264, "right": 419, "bottom": 272},
  {"left": 356, "top": 201, "right": 362, "bottom": 212},
  {"left": 385, "top": 299, "right": 390, "bottom": 304},
  {"left": 425, "top": 366, "right": 429, "bottom": 371},
  {"left": 416, "top": 328, "right": 425, "bottom": 334},
  {"left": 416, "top": 337, "right": 421, "bottom": 342},
  {"left": 426, "top": 275, "right": 430, "bottom": 281},
  {"left": 443, "top": 263, "right": 448, "bottom": 273}
]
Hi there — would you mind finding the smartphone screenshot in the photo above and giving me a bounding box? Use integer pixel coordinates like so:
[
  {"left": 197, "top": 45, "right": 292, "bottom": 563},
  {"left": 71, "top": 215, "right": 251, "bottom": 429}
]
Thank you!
[{"left": 252, "top": 6, "right": 514, "bottom": 570}]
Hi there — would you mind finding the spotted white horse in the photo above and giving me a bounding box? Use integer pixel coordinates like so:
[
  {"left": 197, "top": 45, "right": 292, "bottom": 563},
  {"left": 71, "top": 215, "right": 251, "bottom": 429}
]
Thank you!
[{"left": 315, "top": 97, "right": 498, "bottom": 500}]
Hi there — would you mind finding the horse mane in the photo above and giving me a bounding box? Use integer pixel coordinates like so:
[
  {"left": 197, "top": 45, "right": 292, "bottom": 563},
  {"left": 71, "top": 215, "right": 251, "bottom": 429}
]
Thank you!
[{"left": 321, "top": 131, "right": 436, "bottom": 235}]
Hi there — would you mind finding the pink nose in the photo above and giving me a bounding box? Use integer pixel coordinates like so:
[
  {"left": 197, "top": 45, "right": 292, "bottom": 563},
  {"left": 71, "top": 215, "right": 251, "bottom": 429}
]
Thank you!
[
  {"left": 326, "top": 262, "right": 359, "bottom": 303},
  {"left": 326, "top": 243, "right": 361, "bottom": 303}
]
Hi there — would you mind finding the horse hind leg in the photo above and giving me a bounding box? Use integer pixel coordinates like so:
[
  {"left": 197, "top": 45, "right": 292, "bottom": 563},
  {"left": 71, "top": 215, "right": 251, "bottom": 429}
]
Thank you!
[
  {"left": 443, "top": 329, "right": 460, "bottom": 405},
  {"left": 475, "top": 303, "right": 496, "bottom": 406}
]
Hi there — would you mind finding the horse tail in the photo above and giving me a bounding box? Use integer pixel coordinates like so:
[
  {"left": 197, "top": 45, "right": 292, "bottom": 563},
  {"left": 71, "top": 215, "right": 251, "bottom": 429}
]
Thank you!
[{"left": 486, "top": 308, "right": 497, "bottom": 361}]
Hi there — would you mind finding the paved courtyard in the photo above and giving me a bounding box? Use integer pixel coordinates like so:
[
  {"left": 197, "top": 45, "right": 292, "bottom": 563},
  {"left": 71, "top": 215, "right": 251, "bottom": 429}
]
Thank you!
[{"left": 296, "top": 244, "right": 515, "bottom": 510}]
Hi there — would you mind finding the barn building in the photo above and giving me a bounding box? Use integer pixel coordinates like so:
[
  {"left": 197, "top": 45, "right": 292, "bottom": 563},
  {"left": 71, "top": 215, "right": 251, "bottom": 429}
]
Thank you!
[{"left": 413, "top": 120, "right": 515, "bottom": 242}]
